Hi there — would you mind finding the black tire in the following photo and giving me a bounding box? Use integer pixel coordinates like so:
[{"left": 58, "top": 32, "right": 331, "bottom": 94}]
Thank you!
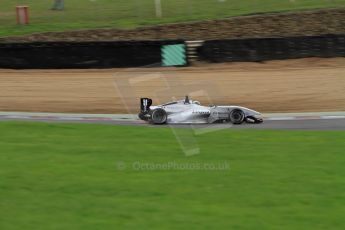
[
  {"left": 229, "top": 109, "right": 245, "bottom": 124},
  {"left": 150, "top": 108, "right": 167, "bottom": 124}
]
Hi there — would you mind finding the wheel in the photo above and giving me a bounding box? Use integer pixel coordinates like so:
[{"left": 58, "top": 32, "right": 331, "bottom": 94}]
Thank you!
[
  {"left": 229, "top": 109, "right": 245, "bottom": 124},
  {"left": 150, "top": 108, "right": 167, "bottom": 124}
]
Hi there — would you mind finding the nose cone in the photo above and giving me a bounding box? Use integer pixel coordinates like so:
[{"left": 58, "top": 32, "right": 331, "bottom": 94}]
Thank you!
[
  {"left": 243, "top": 107, "right": 261, "bottom": 116},
  {"left": 241, "top": 107, "right": 263, "bottom": 122},
  {"left": 253, "top": 111, "right": 263, "bottom": 119},
  {"left": 252, "top": 112, "right": 263, "bottom": 123}
]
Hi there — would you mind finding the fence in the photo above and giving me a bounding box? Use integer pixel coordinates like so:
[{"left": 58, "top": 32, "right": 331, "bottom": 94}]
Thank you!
[
  {"left": 197, "top": 35, "right": 345, "bottom": 62},
  {"left": 1, "top": 35, "right": 345, "bottom": 69},
  {"left": 0, "top": 40, "right": 185, "bottom": 69}
]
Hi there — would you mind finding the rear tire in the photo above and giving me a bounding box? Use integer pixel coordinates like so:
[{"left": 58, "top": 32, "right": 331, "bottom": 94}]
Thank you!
[
  {"left": 229, "top": 109, "right": 245, "bottom": 124},
  {"left": 150, "top": 108, "right": 167, "bottom": 124}
]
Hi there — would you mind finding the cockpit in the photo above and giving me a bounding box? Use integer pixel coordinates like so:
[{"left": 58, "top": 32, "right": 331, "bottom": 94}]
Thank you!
[
  {"left": 161, "top": 96, "right": 201, "bottom": 106},
  {"left": 161, "top": 101, "right": 178, "bottom": 106}
]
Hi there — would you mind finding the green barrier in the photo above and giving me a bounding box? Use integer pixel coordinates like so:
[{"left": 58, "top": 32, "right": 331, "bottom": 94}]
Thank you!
[{"left": 161, "top": 44, "right": 187, "bottom": 66}]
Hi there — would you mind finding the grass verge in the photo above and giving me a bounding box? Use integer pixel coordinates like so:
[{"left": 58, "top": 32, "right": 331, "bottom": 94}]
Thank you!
[
  {"left": 0, "top": 0, "right": 344, "bottom": 36},
  {"left": 0, "top": 121, "right": 345, "bottom": 229}
]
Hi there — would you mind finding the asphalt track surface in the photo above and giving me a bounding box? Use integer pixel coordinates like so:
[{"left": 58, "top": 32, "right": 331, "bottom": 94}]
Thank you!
[{"left": 0, "top": 112, "right": 345, "bottom": 130}]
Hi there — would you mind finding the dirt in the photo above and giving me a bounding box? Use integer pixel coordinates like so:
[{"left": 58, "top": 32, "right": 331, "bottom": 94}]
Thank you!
[
  {"left": 0, "top": 57, "right": 344, "bottom": 114},
  {"left": 0, "top": 8, "right": 344, "bottom": 42}
]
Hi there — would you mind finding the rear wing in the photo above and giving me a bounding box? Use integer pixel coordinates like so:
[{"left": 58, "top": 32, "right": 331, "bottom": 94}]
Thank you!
[{"left": 140, "top": 98, "right": 152, "bottom": 112}]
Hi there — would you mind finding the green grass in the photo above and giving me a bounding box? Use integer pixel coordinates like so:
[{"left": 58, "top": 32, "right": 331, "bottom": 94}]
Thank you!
[
  {"left": 0, "top": 0, "right": 344, "bottom": 37},
  {"left": 0, "top": 121, "right": 345, "bottom": 229}
]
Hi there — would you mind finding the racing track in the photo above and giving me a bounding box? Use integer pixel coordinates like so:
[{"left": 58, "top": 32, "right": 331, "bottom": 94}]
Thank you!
[
  {"left": 0, "top": 57, "right": 344, "bottom": 130},
  {"left": 1, "top": 112, "right": 345, "bottom": 130}
]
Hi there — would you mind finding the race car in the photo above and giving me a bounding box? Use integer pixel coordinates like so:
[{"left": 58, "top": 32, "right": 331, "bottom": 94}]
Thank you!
[{"left": 138, "top": 96, "right": 263, "bottom": 124}]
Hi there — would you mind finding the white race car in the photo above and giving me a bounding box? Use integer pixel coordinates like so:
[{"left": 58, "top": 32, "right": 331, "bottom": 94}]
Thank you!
[{"left": 138, "top": 96, "right": 263, "bottom": 125}]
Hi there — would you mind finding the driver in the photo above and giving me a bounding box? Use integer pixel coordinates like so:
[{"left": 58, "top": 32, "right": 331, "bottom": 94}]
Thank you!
[{"left": 184, "top": 95, "right": 190, "bottom": 104}]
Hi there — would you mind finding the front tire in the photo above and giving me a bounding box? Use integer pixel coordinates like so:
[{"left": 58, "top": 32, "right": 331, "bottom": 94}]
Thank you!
[
  {"left": 150, "top": 108, "right": 167, "bottom": 124},
  {"left": 229, "top": 109, "right": 245, "bottom": 124}
]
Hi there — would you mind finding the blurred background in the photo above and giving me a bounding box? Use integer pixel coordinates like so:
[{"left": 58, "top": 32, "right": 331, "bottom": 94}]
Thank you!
[{"left": 1, "top": 0, "right": 344, "bottom": 37}]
